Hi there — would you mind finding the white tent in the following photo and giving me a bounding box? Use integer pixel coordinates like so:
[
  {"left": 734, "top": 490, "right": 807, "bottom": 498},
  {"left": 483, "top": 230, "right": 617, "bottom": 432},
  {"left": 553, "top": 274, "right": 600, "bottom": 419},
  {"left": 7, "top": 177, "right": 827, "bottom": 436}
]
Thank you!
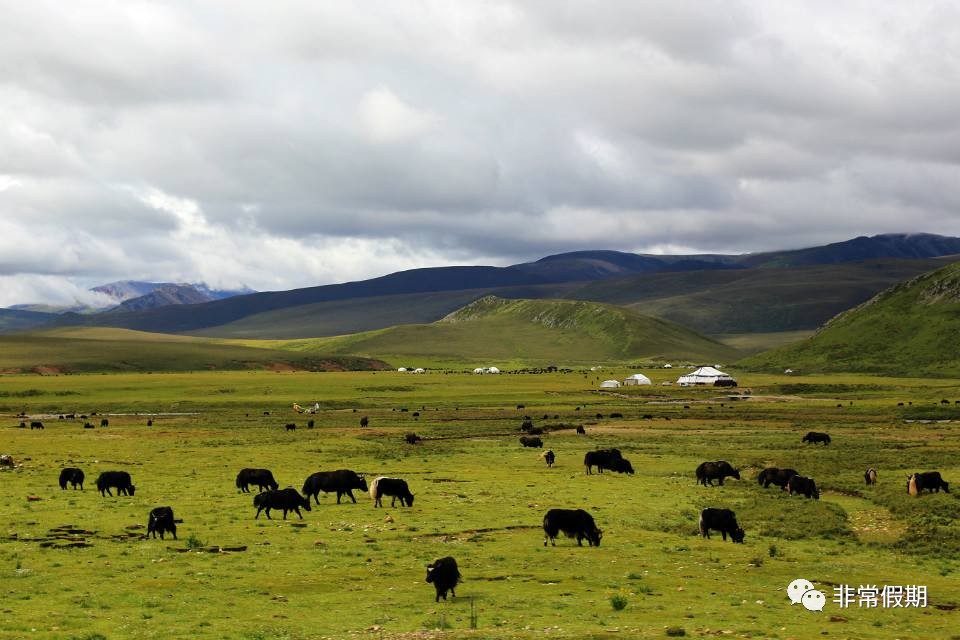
[
  {"left": 677, "top": 366, "right": 737, "bottom": 387},
  {"left": 663, "top": 363, "right": 673, "bottom": 369},
  {"left": 599, "top": 379, "right": 621, "bottom": 388},
  {"left": 473, "top": 367, "right": 485, "bottom": 374},
  {"left": 487, "top": 366, "right": 501, "bottom": 374},
  {"left": 397, "top": 367, "right": 408, "bottom": 372},
  {"left": 413, "top": 368, "right": 426, "bottom": 374},
  {"left": 623, "top": 373, "right": 652, "bottom": 386}
]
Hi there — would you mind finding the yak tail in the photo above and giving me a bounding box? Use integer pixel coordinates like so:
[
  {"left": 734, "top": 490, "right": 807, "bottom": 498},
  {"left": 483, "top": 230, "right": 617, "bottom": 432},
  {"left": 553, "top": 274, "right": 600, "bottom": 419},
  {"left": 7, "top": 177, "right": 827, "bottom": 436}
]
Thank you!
[{"left": 369, "top": 476, "right": 382, "bottom": 501}]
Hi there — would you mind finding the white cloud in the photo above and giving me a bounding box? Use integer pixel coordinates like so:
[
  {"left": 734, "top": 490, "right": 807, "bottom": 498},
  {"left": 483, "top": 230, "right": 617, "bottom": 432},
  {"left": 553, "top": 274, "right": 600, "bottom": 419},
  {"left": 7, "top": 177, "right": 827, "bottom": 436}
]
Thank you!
[{"left": 358, "top": 87, "right": 440, "bottom": 143}]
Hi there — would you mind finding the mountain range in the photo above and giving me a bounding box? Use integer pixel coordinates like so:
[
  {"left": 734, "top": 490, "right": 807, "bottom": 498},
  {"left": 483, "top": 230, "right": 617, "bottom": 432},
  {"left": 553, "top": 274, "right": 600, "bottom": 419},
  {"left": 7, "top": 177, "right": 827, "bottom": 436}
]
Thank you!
[{"left": 3, "top": 233, "right": 960, "bottom": 340}]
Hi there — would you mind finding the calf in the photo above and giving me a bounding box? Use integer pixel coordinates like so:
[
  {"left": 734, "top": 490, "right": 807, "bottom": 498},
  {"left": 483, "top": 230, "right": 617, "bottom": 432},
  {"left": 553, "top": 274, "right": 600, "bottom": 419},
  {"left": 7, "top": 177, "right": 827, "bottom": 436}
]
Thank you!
[
  {"left": 696, "top": 461, "right": 741, "bottom": 486},
  {"left": 426, "top": 557, "right": 461, "bottom": 602},
  {"left": 58, "top": 467, "right": 84, "bottom": 490},
  {"left": 96, "top": 471, "right": 135, "bottom": 497},
  {"left": 864, "top": 468, "right": 878, "bottom": 485},
  {"left": 757, "top": 467, "right": 798, "bottom": 490},
  {"left": 302, "top": 470, "right": 368, "bottom": 504},
  {"left": 698, "top": 508, "right": 745, "bottom": 543},
  {"left": 369, "top": 477, "right": 415, "bottom": 507},
  {"left": 802, "top": 431, "right": 830, "bottom": 445},
  {"left": 147, "top": 506, "right": 178, "bottom": 540},
  {"left": 253, "top": 488, "right": 311, "bottom": 519},
  {"left": 543, "top": 508, "right": 602, "bottom": 547},
  {"left": 236, "top": 468, "right": 279, "bottom": 493},
  {"left": 519, "top": 436, "right": 543, "bottom": 448},
  {"left": 908, "top": 471, "right": 950, "bottom": 495},
  {"left": 787, "top": 475, "right": 820, "bottom": 499},
  {"left": 541, "top": 450, "right": 555, "bottom": 467}
]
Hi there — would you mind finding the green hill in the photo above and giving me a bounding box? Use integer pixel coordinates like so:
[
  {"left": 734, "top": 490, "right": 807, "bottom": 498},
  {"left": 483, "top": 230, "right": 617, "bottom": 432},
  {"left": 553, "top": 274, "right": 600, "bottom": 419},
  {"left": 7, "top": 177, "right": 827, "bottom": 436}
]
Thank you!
[
  {"left": 0, "top": 328, "right": 388, "bottom": 374},
  {"left": 255, "top": 296, "right": 742, "bottom": 367},
  {"left": 741, "top": 260, "right": 960, "bottom": 375}
]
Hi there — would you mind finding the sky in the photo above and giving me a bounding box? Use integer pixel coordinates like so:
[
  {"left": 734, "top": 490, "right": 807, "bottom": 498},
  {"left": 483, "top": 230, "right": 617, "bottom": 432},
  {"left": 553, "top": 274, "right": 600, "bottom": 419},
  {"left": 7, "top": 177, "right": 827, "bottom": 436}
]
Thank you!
[{"left": 3, "top": 1, "right": 960, "bottom": 306}]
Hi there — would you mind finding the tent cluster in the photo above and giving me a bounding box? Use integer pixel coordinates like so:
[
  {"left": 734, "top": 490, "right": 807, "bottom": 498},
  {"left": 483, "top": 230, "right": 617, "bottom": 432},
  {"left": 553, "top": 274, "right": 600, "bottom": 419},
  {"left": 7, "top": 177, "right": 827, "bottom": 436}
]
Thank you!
[
  {"left": 676, "top": 366, "right": 737, "bottom": 387},
  {"left": 599, "top": 373, "right": 652, "bottom": 389},
  {"left": 397, "top": 367, "right": 426, "bottom": 374},
  {"left": 473, "top": 366, "right": 500, "bottom": 374}
]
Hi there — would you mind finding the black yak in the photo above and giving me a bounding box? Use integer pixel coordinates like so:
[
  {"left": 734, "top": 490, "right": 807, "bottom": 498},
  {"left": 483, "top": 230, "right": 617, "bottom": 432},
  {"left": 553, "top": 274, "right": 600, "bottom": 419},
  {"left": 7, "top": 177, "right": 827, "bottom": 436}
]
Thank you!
[
  {"left": 426, "top": 557, "right": 461, "bottom": 602},
  {"left": 236, "top": 468, "right": 279, "bottom": 493},
  {"left": 699, "top": 508, "right": 744, "bottom": 543},
  {"left": 542, "top": 508, "right": 602, "bottom": 547},
  {"left": 757, "top": 467, "right": 798, "bottom": 490},
  {"left": 787, "top": 475, "right": 820, "bottom": 499},
  {"left": 802, "top": 431, "right": 831, "bottom": 445},
  {"left": 541, "top": 450, "right": 555, "bottom": 467},
  {"left": 864, "top": 468, "right": 878, "bottom": 485},
  {"left": 254, "top": 488, "right": 311, "bottom": 519},
  {"left": 58, "top": 467, "right": 84, "bottom": 490},
  {"left": 147, "top": 506, "right": 178, "bottom": 540},
  {"left": 519, "top": 436, "right": 543, "bottom": 448},
  {"left": 302, "top": 470, "right": 368, "bottom": 504},
  {"left": 696, "top": 461, "right": 741, "bottom": 486},
  {"left": 96, "top": 471, "right": 135, "bottom": 497},
  {"left": 908, "top": 471, "right": 950, "bottom": 495},
  {"left": 584, "top": 448, "right": 632, "bottom": 474}
]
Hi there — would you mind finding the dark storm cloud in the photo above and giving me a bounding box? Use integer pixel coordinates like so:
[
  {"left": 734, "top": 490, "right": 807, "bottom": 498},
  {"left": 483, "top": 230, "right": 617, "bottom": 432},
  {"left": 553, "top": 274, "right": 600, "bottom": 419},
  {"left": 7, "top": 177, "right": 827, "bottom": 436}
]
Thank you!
[{"left": 3, "top": 1, "right": 960, "bottom": 305}]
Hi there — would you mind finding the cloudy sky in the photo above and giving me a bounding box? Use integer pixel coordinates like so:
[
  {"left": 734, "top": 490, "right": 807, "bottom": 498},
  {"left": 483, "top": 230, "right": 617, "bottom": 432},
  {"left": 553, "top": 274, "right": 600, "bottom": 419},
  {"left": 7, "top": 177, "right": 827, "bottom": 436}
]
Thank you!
[{"left": 3, "top": 1, "right": 960, "bottom": 306}]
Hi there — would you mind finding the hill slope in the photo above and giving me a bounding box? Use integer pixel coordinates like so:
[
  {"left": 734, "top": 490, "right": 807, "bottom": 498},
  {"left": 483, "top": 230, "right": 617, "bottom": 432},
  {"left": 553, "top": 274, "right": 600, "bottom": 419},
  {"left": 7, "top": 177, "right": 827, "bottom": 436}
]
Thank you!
[
  {"left": 259, "top": 296, "right": 742, "bottom": 366},
  {"left": 740, "top": 260, "right": 960, "bottom": 375},
  {"left": 0, "top": 328, "right": 388, "bottom": 374}
]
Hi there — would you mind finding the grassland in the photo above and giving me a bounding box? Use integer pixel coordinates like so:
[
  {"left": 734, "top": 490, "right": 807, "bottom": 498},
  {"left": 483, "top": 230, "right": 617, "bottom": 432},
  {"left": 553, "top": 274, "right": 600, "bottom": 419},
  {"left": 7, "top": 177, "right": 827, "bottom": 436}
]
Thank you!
[
  {"left": 1, "top": 368, "right": 959, "bottom": 639},
  {"left": 0, "top": 328, "right": 388, "bottom": 374}
]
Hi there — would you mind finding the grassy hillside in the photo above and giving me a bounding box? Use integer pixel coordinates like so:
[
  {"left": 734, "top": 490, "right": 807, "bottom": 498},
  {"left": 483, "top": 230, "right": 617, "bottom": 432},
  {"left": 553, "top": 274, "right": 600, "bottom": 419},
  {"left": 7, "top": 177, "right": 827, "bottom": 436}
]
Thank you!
[
  {"left": 0, "top": 327, "right": 388, "bottom": 373},
  {"left": 741, "top": 260, "right": 960, "bottom": 375},
  {"left": 251, "top": 296, "right": 742, "bottom": 367}
]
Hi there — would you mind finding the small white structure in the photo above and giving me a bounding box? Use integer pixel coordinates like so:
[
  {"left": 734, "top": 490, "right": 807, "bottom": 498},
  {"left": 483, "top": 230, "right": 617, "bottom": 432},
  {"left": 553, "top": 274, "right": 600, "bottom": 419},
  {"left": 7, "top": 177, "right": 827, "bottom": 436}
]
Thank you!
[
  {"left": 487, "top": 366, "right": 500, "bottom": 374},
  {"left": 599, "top": 379, "right": 621, "bottom": 389},
  {"left": 590, "top": 366, "right": 603, "bottom": 371},
  {"left": 677, "top": 366, "right": 737, "bottom": 387},
  {"left": 623, "top": 373, "right": 652, "bottom": 386},
  {"left": 474, "top": 366, "right": 501, "bottom": 374},
  {"left": 663, "top": 363, "right": 673, "bottom": 369},
  {"left": 397, "top": 367, "right": 408, "bottom": 372},
  {"left": 413, "top": 368, "right": 426, "bottom": 374},
  {"left": 784, "top": 368, "right": 794, "bottom": 374},
  {"left": 473, "top": 367, "right": 485, "bottom": 374}
]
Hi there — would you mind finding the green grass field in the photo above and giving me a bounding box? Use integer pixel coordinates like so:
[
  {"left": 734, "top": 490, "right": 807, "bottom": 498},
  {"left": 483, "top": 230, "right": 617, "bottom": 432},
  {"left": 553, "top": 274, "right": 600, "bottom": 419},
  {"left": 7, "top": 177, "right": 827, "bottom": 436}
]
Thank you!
[{"left": 1, "top": 369, "right": 959, "bottom": 639}]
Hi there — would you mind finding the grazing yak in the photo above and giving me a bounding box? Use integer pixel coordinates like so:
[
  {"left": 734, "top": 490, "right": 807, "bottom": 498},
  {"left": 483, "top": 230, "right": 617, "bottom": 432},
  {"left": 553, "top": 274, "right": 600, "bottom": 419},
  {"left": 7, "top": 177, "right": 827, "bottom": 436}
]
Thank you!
[
  {"left": 147, "top": 506, "right": 178, "bottom": 540},
  {"left": 58, "top": 467, "right": 84, "bottom": 490},
  {"left": 576, "top": 425, "right": 586, "bottom": 435},
  {"left": 404, "top": 433, "right": 421, "bottom": 444},
  {"left": 0, "top": 455, "right": 14, "bottom": 468},
  {"left": 907, "top": 471, "right": 950, "bottom": 495},
  {"left": 359, "top": 416, "right": 369, "bottom": 428},
  {"left": 519, "top": 436, "right": 543, "bottom": 448},
  {"left": 30, "top": 421, "right": 44, "bottom": 430},
  {"left": 802, "top": 431, "right": 831, "bottom": 445},
  {"left": 96, "top": 471, "right": 135, "bottom": 497},
  {"left": 542, "top": 508, "right": 602, "bottom": 547},
  {"left": 864, "top": 468, "right": 878, "bottom": 485},
  {"left": 541, "top": 450, "right": 555, "bottom": 467},
  {"left": 369, "top": 476, "right": 415, "bottom": 507},
  {"left": 425, "top": 557, "right": 461, "bottom": 602},
  {"left": 699, "top": 508, "right": 745, "bottom": 543},
  {"left": 235, "top": 468, "right": 279, "bottom": 493},
  {"left": 285, "top": 423, "right": 296, "bottom": 431},
  {"left": 757, "top": 467, "right": 798, "bottom": 490},
  {"left": 787, "top": 475, "right": 820, "bottom": 499},
  {"left": 584, "top": 448, "right": 633, "bottom": 474},
  {"left": 301, "top": 470, "right": 368, "bottom": 504},
  {"left": 695, "top": 461, "right": 741, "bottom": 486},
  {"left": 100, "top": 418, "right": 109, "bottom": 427},
  {"left": 254, "top": 488, "right": 312, "bottom": 519}
]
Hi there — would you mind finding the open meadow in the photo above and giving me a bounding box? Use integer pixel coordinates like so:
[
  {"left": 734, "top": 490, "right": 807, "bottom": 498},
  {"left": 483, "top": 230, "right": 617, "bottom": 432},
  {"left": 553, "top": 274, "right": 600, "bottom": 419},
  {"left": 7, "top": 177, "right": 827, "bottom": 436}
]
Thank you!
[{"left": 2, "top": 369, "right": 959, "bottom": 640}]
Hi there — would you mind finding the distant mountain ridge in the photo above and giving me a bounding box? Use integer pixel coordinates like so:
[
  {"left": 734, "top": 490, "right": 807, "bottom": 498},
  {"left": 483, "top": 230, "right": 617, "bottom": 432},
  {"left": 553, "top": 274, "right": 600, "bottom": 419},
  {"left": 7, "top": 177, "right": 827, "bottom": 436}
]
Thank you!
[{"left": 5, "top": 232, "right": 960, "bottom": 336}]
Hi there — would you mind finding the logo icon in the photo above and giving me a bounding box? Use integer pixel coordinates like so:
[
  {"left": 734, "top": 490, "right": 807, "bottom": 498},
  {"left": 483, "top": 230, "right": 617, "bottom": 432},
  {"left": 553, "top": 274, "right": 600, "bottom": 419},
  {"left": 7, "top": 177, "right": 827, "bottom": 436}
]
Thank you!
[{"left": 787, "top": 578, "right": 825, "bottom": 612}]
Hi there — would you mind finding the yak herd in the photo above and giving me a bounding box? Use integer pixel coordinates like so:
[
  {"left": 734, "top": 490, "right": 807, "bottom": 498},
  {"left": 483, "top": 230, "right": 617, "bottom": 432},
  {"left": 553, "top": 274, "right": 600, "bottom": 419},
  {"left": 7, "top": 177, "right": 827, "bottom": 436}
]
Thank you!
[{"left": 23, "top": 410, "right": 954, "bottom": 604}]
